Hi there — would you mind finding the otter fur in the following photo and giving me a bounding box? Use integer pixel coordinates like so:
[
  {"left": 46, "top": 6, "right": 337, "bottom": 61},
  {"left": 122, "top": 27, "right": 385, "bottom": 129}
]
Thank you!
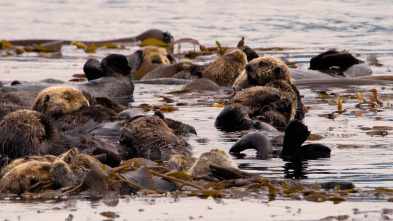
[
  {"left": 202, "top": 49, "right": 247, "bottom": 86},
  {"left": 0, "top": 110, "right": 68, "bottom": 162},
  {"left": 233, "top": 56, "right": 293, "bottom": 92},
  {"left": 83, "top": 54, "right": 131, "bottom": 81},
  {"left": 32, "top": 86, "right": 89, "bottom": 119},
  {"left": 119, "top": 115, "right": 192, "bottom": 161},
  {"left": 189, "top": 149, "right": 237, "bottom": 177},
  {"left": 128, "top": 46, "right": 176, "bottom": 80},
  {"left": 0, "top": 159, "right": 75, "bottom": 194}
]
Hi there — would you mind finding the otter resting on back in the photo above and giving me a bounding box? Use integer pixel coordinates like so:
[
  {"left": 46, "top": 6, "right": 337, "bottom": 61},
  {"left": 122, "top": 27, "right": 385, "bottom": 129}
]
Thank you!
[
  {"left": 32, "top": 86, "right": 89, "bottom": 119},
  {"left": 202, "top": 49, "right": 248, "bottom": 86},
  {"left": 0, "top": 110, "right": 68, "bottom": 164},
  {"left": 119, "top": 114, "right": 192, "bottom": 161},
  {"left": 216, "top": 56, "right": 305, "bottom": 131}
]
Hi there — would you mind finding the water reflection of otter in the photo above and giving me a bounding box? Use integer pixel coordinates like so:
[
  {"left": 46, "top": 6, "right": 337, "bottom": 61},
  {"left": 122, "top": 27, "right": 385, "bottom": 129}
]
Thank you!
[{"left": 283, "top": 160, "right": 308, "bottom": 179}]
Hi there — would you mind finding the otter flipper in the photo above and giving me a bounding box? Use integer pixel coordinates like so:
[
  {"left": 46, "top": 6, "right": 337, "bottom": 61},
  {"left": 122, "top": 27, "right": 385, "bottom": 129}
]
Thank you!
[
  {"left": 229, "top": 133, "right": 273, "bottom": 159},
  {"left": 280, "top": 119, "right": 310, "bottom": 159}
]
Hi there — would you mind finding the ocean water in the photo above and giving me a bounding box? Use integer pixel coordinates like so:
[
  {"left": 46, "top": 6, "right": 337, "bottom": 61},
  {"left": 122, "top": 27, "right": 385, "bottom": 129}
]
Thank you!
[{"left": 1, "top": 0, "right": 393, "bottom": 220}]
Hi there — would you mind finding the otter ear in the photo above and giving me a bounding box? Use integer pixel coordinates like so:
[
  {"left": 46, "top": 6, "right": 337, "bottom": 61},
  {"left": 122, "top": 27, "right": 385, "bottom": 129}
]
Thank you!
[
  {"left": 166, "top": 53, "right": 176, "bottom": 64},
  {"left": 128, "top": 50, "right": 144, "bottom": 73},
  {"left": 274, "top": 67, "right": 282, "bottom": 76}
]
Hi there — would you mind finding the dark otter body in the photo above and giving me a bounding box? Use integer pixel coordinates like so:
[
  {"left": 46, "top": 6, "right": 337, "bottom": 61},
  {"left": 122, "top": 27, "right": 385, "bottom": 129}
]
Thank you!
[
  {"left": 83, "top": 54, "right": 131, "bottom": 81},
  {"left": 119, "top": 115, "right": 192, "bottom": 161},
  {"left": 229, "top": 133, "right": 273, "bottom": 159},
  {"left": 309, "top": 49, "right": 361, "bottom": 71},
  {"left": 0, "top": 110, "right": 68, "bottom": 164},
  {"left": 280, "top": 120, "right": 330, "bottom": 160}
]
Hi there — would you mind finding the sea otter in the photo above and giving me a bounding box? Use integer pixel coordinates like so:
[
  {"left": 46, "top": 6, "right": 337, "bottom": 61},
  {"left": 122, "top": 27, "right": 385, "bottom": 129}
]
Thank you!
[
  {"left": 216, "top": 56, "right": 305, "bottom": 131},
  {"left": 202, "top": 49, "right": 247, "bottom": 86},
  {"left": 83, "top": 54, "right": 131, "bottom": 81},
  {"left": 32, "top": 86, "right": 89, "bottom": 119},
  {"left": 0, "top": 110, "right": 68, "bottom": 164},
  {"left": 128, "top": 46, "right": 176, "bottom": 80},
  {"left": 188, "top": 149, "right": 238, "bottom": 177},
  {"left": 119, "top": 114, "right": 192, "bottom": 161},
  {"left": 0, "top": 159, "right": 76, "bottom": 194},
  {"left": 280, "top": 119, "right": 330, "bottom": 160}
]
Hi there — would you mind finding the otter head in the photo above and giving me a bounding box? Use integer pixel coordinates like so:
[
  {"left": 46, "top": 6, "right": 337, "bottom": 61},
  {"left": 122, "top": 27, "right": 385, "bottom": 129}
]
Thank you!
[
  {"left": 128, "top": 46, "right": 176, "bottom": 79},
  {"left": 245, "top": 56, "right": 292, "bottom": 86},
  {"left": 32, "top": 86, "right": 89, "bottom": 118}
]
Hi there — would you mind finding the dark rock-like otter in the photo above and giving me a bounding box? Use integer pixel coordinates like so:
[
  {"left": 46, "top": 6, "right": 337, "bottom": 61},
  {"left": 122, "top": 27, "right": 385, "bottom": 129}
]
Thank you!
[
  {"left": 0, "top": 110, "right": 68, "bottom": 163},
  {"left": 229, "top": 133, "right": 273, "bottom": 159},
  {"left": 309, "top": 49, "right": 361, "bottom": 71},
  {"left": 280, "top": 120, "right": 330, "bottom": 160},
  {"left": 83, "top": 54, "right": 131, "bottom": 81},
  {"left": 119, "top": 114, "right": 192, "bottom": 161},
  {"left": 225, "top": 120, "right": 330, "bottom": 161},
  {"left": 128, "top": 46, "right": 176, "bottom": 80}
]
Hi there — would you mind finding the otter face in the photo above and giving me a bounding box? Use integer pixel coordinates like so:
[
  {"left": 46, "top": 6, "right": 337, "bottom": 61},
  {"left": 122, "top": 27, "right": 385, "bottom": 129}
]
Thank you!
[
  {"left": 33, "top": 86, "right": 89, "bottom": 118},
  {"left": 245, "top": 56, "right": 292, "bottom": 86},
  {"left": 128, "top": 46, "right": 176, "bottom": 79}
]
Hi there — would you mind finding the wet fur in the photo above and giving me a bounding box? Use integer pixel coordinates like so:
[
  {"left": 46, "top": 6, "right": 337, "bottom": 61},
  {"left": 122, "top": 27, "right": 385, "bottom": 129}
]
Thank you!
[
  {"left": 32, "top": 86, "right": 89, "bottom": 119},
  {"left": 119, "top": 115, "right": 192, "bottom": 161},
  {"left": 202, "top": 49, "right": 247, "bottom": 86}
]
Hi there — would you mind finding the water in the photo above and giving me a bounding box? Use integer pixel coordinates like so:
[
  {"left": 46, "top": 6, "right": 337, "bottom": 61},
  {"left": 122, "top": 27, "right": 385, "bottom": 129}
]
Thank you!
[{"left": 1, "top": 0, "right": 393, "bottom": 220}]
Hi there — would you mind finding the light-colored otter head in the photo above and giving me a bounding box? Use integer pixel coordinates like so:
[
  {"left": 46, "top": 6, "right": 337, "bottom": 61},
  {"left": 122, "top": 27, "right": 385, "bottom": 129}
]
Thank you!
[
  {"left": 0, "top": 159, "right": 75, "bottom": 194},
  {"left": 202, "top": 49, "right": 247, "bottom": 86},
  {"left": 32, "top": 86, "right": 89, "bottom": 118},
  {"left": 233, "top": 56, "right": 292, "bottom": 92},
  {"left": 129, "top": 46, "right": 176, "bottom": 79},
  {"left": 189, "top": 149, "right": 238, "bottom": 177}
]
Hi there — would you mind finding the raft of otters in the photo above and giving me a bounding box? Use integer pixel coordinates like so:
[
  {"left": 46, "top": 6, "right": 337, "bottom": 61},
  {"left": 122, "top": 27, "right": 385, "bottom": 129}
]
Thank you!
[{"left": 0, "top": 29, "right": 377, "bottom": 195}]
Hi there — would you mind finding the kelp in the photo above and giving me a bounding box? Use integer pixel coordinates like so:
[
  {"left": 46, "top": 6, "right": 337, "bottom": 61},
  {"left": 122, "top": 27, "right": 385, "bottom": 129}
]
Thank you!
[{"left": 140, "top": 38, "right": 168, "bottom": 47}]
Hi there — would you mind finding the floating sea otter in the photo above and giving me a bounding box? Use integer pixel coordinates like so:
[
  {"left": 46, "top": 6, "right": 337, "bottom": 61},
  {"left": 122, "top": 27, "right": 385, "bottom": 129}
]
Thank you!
[{"left": 216, "top": 56, "right": 304, "bottom": 131}]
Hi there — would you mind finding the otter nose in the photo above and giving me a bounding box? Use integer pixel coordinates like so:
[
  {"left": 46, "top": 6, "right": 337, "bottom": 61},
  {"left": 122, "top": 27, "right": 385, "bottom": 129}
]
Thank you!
[
  {"left": 245, "top": 64, "right": 251, "bottom": 72},
  {"left": 152, "top": 56, "right": 162, "bottom": 64}
]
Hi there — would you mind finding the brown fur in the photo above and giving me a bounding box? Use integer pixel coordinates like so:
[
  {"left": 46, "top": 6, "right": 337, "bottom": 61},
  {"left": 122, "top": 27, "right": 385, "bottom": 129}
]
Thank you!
[
  {"left": 119, "top": 115, "right": 192, "bottom": 161},
  {"left": 32, "top": 86, "right": 89, "bottom": 118},
  {"left": 182, "top": 78, "right": 220, "bottom": 91},
  {"left": 233, "top": 56, "right": 292, "bottom": 92},
  {"left": 1, "top": 155, "right": 58, "bottom": 177},
  {"left": 167, "top": 154, "right": 188, "bottom": 171},
  {"left": 0, "top": 159, "right": 75, "bottom": 194},
  {"left": 232, "top": 56, "right": 304, "bottom": 121},
  {"left": 202, "top": 49, "right": 247, "bottom": 86},
  {"left": 0, "top": 110, "right": 68, "bottom": 160},
  {"left": 129, "top": 46, "right": 175, "bottom": 80},
  {"left": 189, "top": 149, "right": 237, "bottom": 177}
]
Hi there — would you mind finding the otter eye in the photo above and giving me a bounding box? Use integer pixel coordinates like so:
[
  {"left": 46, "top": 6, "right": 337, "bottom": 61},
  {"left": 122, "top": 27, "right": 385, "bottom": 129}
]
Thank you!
[{"left": 259, "top": 61, "right": 266, "bottom": 67}]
